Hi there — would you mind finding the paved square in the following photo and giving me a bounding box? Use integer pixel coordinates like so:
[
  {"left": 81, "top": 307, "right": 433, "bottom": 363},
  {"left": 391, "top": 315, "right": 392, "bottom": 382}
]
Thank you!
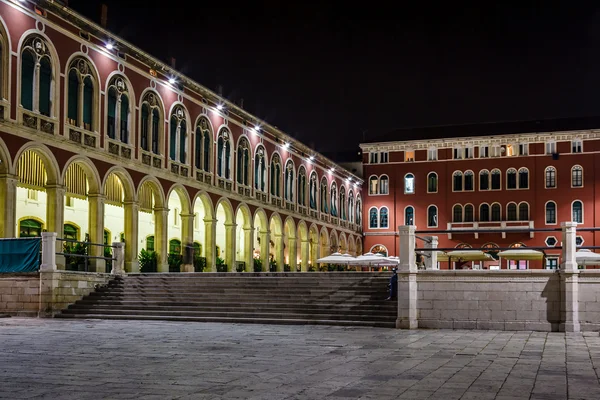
[{"left": 1, "top": 318, "right": 599, "bottom": 399}]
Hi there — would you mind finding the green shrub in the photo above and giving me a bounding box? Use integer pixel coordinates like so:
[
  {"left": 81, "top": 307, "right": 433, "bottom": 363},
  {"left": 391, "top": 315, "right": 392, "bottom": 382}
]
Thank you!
[
  {"left": 216, "top": 256, "right": 227, "bottom": 272},
  {"left": 253, "top": 257, "right": 263, "bottom": 272},
  {"left": 194, "top": 255, "right": 206, "bottom": 272},
  {"left": 139, "top": 249, "right": 158, "bottom": 273},
  {"left": 168, "top": 253, "right": 182, "bottom": 272},
  {"left": 284, "top": 264, "right": 291, "bottom": 272},
  {"left": 64, "top": 240, "right": 88, "bottom": 271},
  {"left": 269, "top": 259, "right": 277, "bottom": 272}
]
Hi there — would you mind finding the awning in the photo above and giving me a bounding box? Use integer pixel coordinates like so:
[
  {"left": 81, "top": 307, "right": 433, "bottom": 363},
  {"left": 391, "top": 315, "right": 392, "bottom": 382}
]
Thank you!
[
  {"left": 446, "top": 250, "right": 493, "bottom": 261},
  {"left": 316, "top": 252, "right": 355, "bottom": 264},
  {"left": 497, "top": 249, "right": 544, "bottom": 260},
  {"left": 20, "top": 219, "right": 42, "bottom": 229},
  {"left": 576, "top": 249, "right": 600, "bottom": 266}
]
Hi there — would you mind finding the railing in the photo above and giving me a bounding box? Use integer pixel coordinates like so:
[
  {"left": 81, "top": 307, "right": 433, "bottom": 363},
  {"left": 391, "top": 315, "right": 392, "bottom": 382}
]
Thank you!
[{"left": 56, "top": 238, "right": 117, "bottom": 273}]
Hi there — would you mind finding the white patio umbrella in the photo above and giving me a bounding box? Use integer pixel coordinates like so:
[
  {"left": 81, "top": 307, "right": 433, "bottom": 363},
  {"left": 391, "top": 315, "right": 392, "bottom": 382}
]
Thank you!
[
  {"left": 446, "top": 250, "right": 493, "bottom": 261},
  {"left": 497, "top": 249, "right": 544, "bottom": 260},
  {"left": 348, "top": 252, "right": 388, "bottom": 266},
  {"left": 316, "top": 252, "right": 355, "bottom": 265},
  {"left": 575, "top": 249, "right": 600, "bottom": 266}
]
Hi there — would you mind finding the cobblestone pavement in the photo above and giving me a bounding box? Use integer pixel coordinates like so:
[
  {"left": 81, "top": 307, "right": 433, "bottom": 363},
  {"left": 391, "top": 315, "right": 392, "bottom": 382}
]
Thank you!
[{"left": 1, "top": 318, "right": 600, "bottom": 399}]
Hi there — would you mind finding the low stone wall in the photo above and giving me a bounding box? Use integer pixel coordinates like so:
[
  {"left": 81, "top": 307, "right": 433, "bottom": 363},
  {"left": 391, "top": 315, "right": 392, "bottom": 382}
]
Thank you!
[
  {"left": 578, "top": 271, "right": 600, "bottom": 331},
  {"left": 39, "top": 271, "right": 113, "bottom": 317},
  {"left": 399, "top": 270, "right": 563, "bottom": 331},
  {"left": 0, "top": 273, "right": 40, "bottom": 316}
]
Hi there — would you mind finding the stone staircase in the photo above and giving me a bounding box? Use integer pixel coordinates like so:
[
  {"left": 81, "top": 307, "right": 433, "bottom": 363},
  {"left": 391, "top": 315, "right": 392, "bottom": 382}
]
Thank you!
[{"left": 57, "top": 272, "right": 397, "bottom": 328}]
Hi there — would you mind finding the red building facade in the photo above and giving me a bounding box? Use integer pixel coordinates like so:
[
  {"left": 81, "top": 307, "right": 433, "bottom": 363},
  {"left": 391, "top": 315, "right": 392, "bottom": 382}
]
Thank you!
[{"left": 361, "top": 126, "right": 600, "bottom": 269}]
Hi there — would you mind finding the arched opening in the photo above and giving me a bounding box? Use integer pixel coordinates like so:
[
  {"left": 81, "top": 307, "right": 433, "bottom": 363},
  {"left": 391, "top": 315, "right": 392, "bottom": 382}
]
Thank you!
[
  {"left": 253, "top": 209, "right": 269, "bottom": 272},
  {"left": 297, "top": 221, "right": 308, "bottom": 272},
  {"left": 215, "top": 199, "right": 234, "bottom": 271},
  {"left": 269, "top": 213, "right": 284, "bottom": 271},
  {"left": 191, "top": 192, "right": 212, "bottom": 272},
  {"left": 339, "top": 233, "right": 348, "bottom": 254},
  {"left": 284, "top": 217, "right": 296, "bottom": 271},
  {"left": 235, "top": 204, "right": 252, "bottom": 272},
  {"left": 137, "top": 180, "right": 163, "bottom": 273},
  {"left": 166, "top": 189, "right": 184, "bottom": 272},
  {"left": 309, "top": 225, "right": 319, "bottom": 269},
  {"left": 16, "top": 151, "right": 48, "bottom": 238},
  {"left": 319, "top": 228, "right": 329, "bottom": 266},
  {"left": 103, "top": 173, "right": 125, "bottom": 270}
]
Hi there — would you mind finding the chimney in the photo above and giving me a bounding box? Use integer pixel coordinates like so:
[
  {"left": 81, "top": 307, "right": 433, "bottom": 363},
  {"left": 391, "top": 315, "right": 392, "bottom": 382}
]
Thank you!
[
  {"left": 100, "top": 4, "right": 108, "bottom": 28},
  {"left": 170, "top": 57, "right": 176, "bottom": 69}
]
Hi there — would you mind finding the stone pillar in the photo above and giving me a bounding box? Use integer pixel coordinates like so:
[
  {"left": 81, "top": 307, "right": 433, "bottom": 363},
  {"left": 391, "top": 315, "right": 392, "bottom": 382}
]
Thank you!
[
  {"left": 88, "top": 193, "right": 106, "bottom": 273},
  {"left": 180, "top": 213, "right": 195, "bottom": 272},
  {"left": 243, "top": 227, "right": 254, "bottom": 272},
  {"left": 33, "top": 62, "right": 40, "bottom": 113},
  {"left": 124, "top": 201, "right": 139, "bottom": 273},
  {"left": 273, "top": 234, "right": 285, "bottom": 272},
  {"left": 224, "top": 223, "right": 237, "bottom": 272},
  {"left": 40, "top": 232, "right": 57, "bottom": 271},
  {"left": 154, "top": 207, "right": 169, "bottom": 273},
  {"left": 204, "top": 218, "right": 217, "bottom": 272},
  {"left": 288, "top": 237, "right": 298, "bottom": 272},
  {"left": 424, "top": 236, "right": 438, "bottom": 270},
  {"left": 301, "top": 239, "right": 310, "bottom": 272},
  {"left": 397, "top": 225, "right": 418, "bottom": 329},
  {"left": 0, "top": 174, "right": 17, "bottom": 238},
  {"left": 46, "top": 185, "right": 65, "bottom": 270},
  {"left": 560, "top": 221, "right": 580, "bottom": 332},
  {"left": 0, "top": 173, "right": 18, "bottom": 238},
  {"left": 259, "top": 230, "right": 270, "bottom": 272},
  {"left": 111, "top": 242, "right": 125, "bottom": 275}
]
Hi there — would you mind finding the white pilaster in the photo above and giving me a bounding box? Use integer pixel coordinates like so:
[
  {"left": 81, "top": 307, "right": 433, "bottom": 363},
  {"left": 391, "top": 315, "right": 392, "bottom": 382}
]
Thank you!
[{"left": 560, "top": 221, "right": 580, "bottom": 332}]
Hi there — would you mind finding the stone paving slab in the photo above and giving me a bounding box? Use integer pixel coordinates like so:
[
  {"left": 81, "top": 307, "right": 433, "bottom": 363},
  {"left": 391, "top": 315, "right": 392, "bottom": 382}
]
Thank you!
[{"left": 0, "top": 318, "right": 600, "bottom": 399}]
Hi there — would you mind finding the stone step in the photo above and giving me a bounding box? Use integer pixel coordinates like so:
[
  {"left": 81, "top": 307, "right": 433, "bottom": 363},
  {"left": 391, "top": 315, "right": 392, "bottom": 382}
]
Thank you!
[
  {"left": 85, "top": 294, "right": 386, "bottom": 302},
  {"left": 71, "top": 299, "right": 397, "bottom": 309},
  {"left": 55, "top": 313, "right": 396, "bottom": 328}
]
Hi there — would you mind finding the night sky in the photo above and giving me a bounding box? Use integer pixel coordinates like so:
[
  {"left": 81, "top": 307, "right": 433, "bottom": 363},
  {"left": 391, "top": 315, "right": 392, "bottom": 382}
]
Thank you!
[{"left": 69, "top": 1, "right": 600, "bottom": 159}]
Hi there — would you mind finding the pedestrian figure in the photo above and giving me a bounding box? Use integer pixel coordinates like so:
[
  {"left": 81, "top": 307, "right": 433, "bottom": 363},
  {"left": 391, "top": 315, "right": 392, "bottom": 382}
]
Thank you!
[{"left": 386, "top": 268, "right": 397, "bottom": 300}]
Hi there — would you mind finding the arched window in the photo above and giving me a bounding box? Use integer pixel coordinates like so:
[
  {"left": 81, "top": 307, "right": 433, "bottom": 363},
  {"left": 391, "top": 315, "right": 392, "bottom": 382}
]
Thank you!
[
  {"left": 106, "top": 75, "right": 131, "bottom": 143},
  {"left": 216, "top": 128, "right": 232, "bottom": 179},
  {"left": 254, "top": 146, "right": 267, "bottom": 192},
  {"left": 545, "top": 166, "right": 556, "bottom": 188},
  {"left": 169, "top": 239, "right": 182, "bottom": 254},
  {"left": 404, "top": 173, "right": 415, "bottom": 194},
  {"left": 194, "top": 117, "right": 212, "bottom": 172},
  {"left": 356, "top": 198, "right": 362, "bottom": 225},
  {"left": 379, "top": 175, "right": 389, "bottom": 194},
  {"left": 572, "top": 200, "right": 583, "bottom": 223},
  {"left": 339, "top": 186, "right": 346, "bottom": 220},
  {"left": 405, "top": 206, "right": 414, "bottom": 225},
  {"left": 66, "top": 57, "right": 96, "bottom": 131},
  {"left": 464, "top": 171, "right": 474, "bottom": 191},
  {"left": 297, "top": 167, "right": 307, "bottom": 206},
  {"left": 320, "top": 178, "right": 328, "bottom": 213},
  {"left": 284, "top": 160, "right": 294, "bottom": 202},
  {"left": 169, "top": 105, "right": 188, "bottom": 163},
  {"left": 453, "top": 171, "right": 463, "bottom": 191},
  {"left": 146, "top": 235, "right": 155, "bottom": 251},
  {"left": 518, "top": 168, "right": 529, "bottom": 189},
  {"left": 330, "top": 183, "right": 338, "bottom": 216},
  {"left": 369, "top": 175, "right": 378, "bottom": 195},
  {"left": 491, "top": 169, "right": 501, "bottom": 190},
  {"left": 507, "top": 168, "right": 517, "bottom": 189},
  {"left": 453, "top": 204, "right": 463, "bottom": 223},
  {"left": 348, "top": 192, "right": 354, "bottom": 223},
  {"left": 518, "top": 202, "right": 529, "bottom": 221},
  {"left": 379, "top": 207, "right": 389, "bottom": 228},
  {"left": 140, "top": 91, "right": 163, "bottom": 156},
  {"left": 20, "top": 35, "right": 54, "bottom": 117},
  {"left": 0, "top": 27, "right": 7, "bottom": 102},
  {"left": 19, "top": 218, "right": 42, "bottom": 238},
  {"left": 270, "top": 153, "right": 282, "bottom": 197},
  {"left": 464, "top": 204, "right": 474, "bottom": 222},
  {"left": 236, "top": 138, "right": 250, "bottom": 186},
  {"left": 507, "top": 202, "right": 517, "bottom": 221},
  {"left": 546, "top": 201, "right": 556, "bottom": 224},
  {"left": 309, "top": 172, "right": 317, "bottom": 209},
  {"left": 491, "top": 203, "right": 501, "bottom": 221},
  {"left": 63, "top": 223, "right": 79, "bottom": 241},
  {"left": 572, "top": 165, "right": 583, "bottom": 188},
  {"left": 427, "top": 172, "right": 437, "bottom": 193},
  {"left": 427, "top": 205, "right": 438, "bottom": 228},
  {"left": 479, "top": 204, "right": 490, "bottom": 222},
  {"left": 369, "top": 207, "right": 378, "bottom": 229},
  {"left": 479, "top": 170, "right": 489, "bottom": 190}
]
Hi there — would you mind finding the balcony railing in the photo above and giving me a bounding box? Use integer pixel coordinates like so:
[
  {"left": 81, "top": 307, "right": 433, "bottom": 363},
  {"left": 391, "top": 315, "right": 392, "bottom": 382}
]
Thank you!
[
  {"left": 141, "top": 150, "right": 163, "bottom": 169},
  {"left": 217, "top": 177, "right": 232, "bottom": 191},
  {"left": 21, "top": 109, "right": 57, "bottom": 135},
  {"left": 170, "top": 161, "right": 189, "bottom": 178},
  {"left": 447, "top": 220, "right": 534, "bottom": 239},
  {"left": 107, "top": 138, "right": 133, "bottom": 160},
  {"left": 66, "top": 125, "right": 98, "bottom": 148}
]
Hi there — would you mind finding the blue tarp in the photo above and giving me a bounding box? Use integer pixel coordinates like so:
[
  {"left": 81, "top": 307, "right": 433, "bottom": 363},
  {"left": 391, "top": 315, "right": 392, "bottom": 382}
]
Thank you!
[{"left": 0, "top": 238, "right": 41, "bottom": 272}]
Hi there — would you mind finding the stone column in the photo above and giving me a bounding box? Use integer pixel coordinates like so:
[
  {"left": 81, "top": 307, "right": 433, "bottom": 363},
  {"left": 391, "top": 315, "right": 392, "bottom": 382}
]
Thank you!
[
  {"left": 180, "top": 213, "right": 195, "bottom": 272},
  {"left": 33, "top": 62, "right": 40, "bottom": 113},
  {"left": 301, "top": 239, "right": 310, "bottom": 272},
  {"left": 123, "top": 201, "right": 139, "bottom": 273},
  {"left": 87, "top": 193, "right": 105, "bottom": 273},
  {"left": 45, "top": 185, "right": 65, "bottom": 270},
  {"left": 40, "top": 232, "right": 57, "bottom": 271},
  {"left": 204, "top": 218, "right": 217, "bottom": 272},
  {"left": 560, "top": 221, "right": 580, "bottom": 332},
  {"left": 0, "top": 173, "right": 17, "bottom": 238},
  {"left": 424, "top": 236, "right": 438, "bottom": 270},
  {"left": 111, "top": 242, "right": 125, "bottom": 275},
  {"left": 397, "top": 225, "right": 418, "bottom": 329},
  {"left": 224, "top": 222, "right": 237, "bottom": 272},
  {"left": 243, "top": 227, "right": 254, "bottom": 272},
  {"left": 288, "top": 237, "right": 298, "bottom": 272},
  {"left": 273, "top": 234, "right": 285, "bottom": 272},
  {"left": 259, "top": 230, "right": 270, "bottom": 272},
  {"left": 154, "top": 207, "right": 169, "bottom": 273}
]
